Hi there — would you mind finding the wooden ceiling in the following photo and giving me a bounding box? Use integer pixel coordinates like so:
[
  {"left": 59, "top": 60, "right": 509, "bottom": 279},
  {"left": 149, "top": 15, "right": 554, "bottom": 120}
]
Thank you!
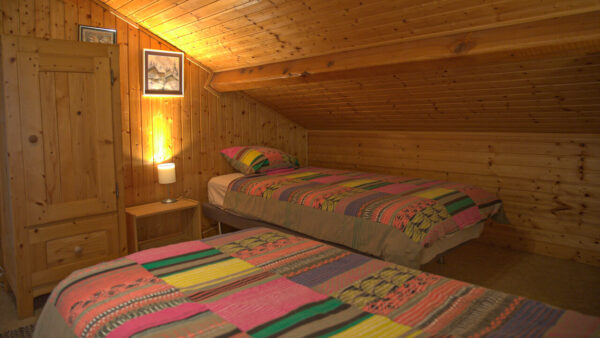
[
  {"left": 245, "top": 49, "right": 600, "bottom": 132},
  {"left": 101, "top": 0, "right": 600, "bottom": 132}
]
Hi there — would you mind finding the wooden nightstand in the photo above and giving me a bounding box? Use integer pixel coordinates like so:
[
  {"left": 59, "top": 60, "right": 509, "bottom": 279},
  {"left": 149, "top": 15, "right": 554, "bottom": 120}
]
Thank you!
[{"left": 125, "top": 198, "right": 201, "bottom": 253}]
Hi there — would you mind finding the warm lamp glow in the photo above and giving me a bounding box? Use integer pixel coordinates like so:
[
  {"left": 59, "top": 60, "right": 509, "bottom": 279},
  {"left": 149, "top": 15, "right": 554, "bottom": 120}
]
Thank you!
[
  {"left": 157, "top": 162, "right": 176, "bottom": 184},
  {"left": 152, "top": 111, "right": 173, "bottom": 163}
]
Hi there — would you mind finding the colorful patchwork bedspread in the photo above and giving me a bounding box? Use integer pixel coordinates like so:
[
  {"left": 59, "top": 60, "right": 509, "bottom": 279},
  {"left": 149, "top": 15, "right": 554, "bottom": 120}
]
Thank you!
[
  {"left": 224, "top": 167, "right": 506, "bottom": 267},
  {"left": 35, "top": 228, "right": 599, "bottom": 337}
]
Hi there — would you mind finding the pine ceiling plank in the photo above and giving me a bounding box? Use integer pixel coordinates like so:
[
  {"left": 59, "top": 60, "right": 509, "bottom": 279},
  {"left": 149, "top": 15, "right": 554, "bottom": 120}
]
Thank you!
[
  {"left": 194, "top": 0, "right": 600, "bottom": 69},
  {"left": 210, "top": 11, "right": 600, "bottom": 91},
  {"left": 159, "top": 0, "right": 271, "bottom": 41},
  {"left": 99, "top": 0, "right": 600, "bottom": 71}
]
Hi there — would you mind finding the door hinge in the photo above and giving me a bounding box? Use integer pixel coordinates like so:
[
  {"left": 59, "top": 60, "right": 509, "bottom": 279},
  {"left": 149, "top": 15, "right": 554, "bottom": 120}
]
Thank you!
[
  {"left": 115, "top": 183, "right": 119, "bottom": 199},
  {"left": 110, "top": 69, "right": 116, "bottom": 86}
]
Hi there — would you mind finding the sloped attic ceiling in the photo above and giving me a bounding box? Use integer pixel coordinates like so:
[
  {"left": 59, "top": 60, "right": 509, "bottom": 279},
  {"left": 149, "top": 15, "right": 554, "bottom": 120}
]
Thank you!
[{"left": 101, "top": 0, "right": 600, "bottom": 132}]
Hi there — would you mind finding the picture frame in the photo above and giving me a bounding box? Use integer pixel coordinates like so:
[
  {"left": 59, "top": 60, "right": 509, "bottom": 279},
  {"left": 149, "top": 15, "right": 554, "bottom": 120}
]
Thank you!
[
  {"left": 143, "top": 49, "right": 185, "bottom": 97},
  {"left": 78, "top": 25, "right": 117, "bottom": 45}
]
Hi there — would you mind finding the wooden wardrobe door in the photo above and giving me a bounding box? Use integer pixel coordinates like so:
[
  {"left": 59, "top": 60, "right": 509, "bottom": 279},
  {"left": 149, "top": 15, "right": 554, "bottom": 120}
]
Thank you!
[{"left": 17, "top": 49, "right": 118, "bottom": 226}]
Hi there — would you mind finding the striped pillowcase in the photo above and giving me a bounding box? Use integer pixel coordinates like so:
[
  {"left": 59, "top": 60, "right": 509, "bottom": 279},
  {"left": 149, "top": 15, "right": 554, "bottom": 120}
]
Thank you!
[
  {"left": 221, "top": 146, "right": 299, "bottom": 174},
  {"left": 255, "top": 147, "right": 299, "bottom": 173}
]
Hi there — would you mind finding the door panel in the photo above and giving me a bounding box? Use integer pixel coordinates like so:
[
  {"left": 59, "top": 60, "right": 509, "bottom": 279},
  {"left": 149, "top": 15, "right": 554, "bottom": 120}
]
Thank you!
[{"left": 19, "top": 47, "right": 117, "bottom": 225}]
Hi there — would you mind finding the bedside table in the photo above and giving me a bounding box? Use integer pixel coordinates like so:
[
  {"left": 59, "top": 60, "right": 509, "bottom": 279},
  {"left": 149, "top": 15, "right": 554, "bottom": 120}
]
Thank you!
[{"left": 125, "top": 198, "right": 201, "bottom": 253}]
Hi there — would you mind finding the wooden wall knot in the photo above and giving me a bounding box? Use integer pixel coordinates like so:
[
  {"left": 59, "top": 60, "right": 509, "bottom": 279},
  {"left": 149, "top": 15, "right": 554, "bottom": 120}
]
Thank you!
[
  {"left": 550, "top": 201, "right": 570, "bottom": 215},
  {"left": 453, "top": 39, "right": 475, "bottom": 54}
]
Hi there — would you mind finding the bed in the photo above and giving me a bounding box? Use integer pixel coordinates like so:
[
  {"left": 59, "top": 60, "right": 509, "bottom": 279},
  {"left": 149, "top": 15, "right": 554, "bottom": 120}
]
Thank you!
[
  {"left": 35, "top": 227, "right": 599, "bottom": 337},
  {"left": 206, "top": 166, "right": 507, "bottom": 268}
]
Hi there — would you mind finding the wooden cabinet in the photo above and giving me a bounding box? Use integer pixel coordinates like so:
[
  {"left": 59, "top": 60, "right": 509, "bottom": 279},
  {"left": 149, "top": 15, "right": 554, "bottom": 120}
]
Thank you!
[{"left": 0, "top": 35, "right": 127, "bottom": 318}]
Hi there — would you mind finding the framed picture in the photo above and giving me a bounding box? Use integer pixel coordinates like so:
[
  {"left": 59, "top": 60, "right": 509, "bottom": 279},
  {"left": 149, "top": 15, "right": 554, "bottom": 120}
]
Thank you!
[
  {"left": 143, "top": 49, "right": 184, "bottom": 97},
  {"left": 79, "top": 25, "right": 117, "bottom": 45}
]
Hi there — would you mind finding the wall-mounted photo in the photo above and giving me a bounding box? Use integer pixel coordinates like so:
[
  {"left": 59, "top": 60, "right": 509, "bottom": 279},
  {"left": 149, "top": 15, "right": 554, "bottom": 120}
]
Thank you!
[
  {"left": 78, "top": 25, "right": 117, "bottom": 44},
  {"left": 143, "top": 49, "right": 184, "bottom": 97}
]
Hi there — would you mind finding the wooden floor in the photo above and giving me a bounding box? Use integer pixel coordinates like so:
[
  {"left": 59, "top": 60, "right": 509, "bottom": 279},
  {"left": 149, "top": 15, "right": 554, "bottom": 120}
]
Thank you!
[
  {"left": 422, "top": 239, "right": 600, "bottom": 316},
  {"left": 1, "top": 238, "right": 599, "bottom": 331}
]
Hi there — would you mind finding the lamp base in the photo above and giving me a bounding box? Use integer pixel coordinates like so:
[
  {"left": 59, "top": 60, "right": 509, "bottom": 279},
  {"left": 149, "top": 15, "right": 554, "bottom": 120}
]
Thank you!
[{"left": 161, "top": 198, "right": 177, "bottom": 204}]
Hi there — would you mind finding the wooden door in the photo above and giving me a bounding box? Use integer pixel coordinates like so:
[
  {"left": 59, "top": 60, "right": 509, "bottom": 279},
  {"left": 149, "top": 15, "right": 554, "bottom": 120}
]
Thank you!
[{"left": 14, "top": 38, "right": 119, "bottom": 226}]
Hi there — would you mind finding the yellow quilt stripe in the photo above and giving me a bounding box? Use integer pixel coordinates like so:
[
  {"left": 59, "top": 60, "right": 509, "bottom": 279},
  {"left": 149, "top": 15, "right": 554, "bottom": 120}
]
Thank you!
[
  {"left": 333, "top": 315, "right": 419, "bottom": 338},
  {"left": 285, "top": 172, "right": 317, "bottom": 179},
  {"left": 161, "top": 258, "right": 257, "bottom": 289},
  {"left": 239, "top": 149, "right": 263, "bottom": 166},
  {"left": 414, "top": 188, "right": 453, "bottom": 200}
]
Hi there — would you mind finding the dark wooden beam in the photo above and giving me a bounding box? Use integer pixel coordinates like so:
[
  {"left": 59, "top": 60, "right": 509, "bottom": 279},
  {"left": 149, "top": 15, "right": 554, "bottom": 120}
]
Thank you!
[{"left": 210, "top": 11, "right": 600, "bottom": 92}]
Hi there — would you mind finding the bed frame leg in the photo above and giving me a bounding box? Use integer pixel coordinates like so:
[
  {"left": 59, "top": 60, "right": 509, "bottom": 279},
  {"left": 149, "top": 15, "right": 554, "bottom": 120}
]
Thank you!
[
  {"left": 437, "top": 255, "right": 445, "bottom": 264},
  {"left": 218, "top": 221, "right": 222, "bottom": 235}
]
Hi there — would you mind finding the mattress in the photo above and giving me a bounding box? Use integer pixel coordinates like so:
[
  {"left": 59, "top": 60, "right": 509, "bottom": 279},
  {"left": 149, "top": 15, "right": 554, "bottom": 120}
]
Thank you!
[
  {"left": 208, "top": 172, "right": 244, "bottom": 207},
  {"left": 221, "top": 167, "right": 506, "bottom": 268},
  {"left": 35, "top": 227, "right": 600, "bottom": 337}
]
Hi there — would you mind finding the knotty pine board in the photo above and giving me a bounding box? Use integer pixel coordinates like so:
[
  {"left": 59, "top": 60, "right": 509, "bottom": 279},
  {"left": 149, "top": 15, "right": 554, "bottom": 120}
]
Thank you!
[{"left": 95, "top": 0, "right": 600, "bottom": 71}]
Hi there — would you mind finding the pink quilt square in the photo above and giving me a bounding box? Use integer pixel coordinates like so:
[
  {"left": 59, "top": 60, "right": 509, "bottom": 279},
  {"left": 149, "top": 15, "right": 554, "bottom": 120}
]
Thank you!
[
  {"left": 206, "top": 277, "right": 327, "bottom": 331},
  {"left": 452, "top": 206, "right": 482, "bottom": 229}
]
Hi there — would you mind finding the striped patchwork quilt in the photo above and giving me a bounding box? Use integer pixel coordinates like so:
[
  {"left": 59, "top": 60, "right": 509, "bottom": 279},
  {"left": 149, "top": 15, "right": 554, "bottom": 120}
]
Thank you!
[
  {"left": 35, "top": 228, "right": 599, "bottom": 337},
  {"left": 35, "top": 228, "right": 600, "bottom": 337},
  {"left": 224, "top": 167, "right": 507, "bottom": 267}
]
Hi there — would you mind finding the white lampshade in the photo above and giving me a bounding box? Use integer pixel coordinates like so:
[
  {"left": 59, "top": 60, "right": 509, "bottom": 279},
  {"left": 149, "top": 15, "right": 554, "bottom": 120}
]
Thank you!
[{"left": 157, "top": 163, "right": 176, "bottom": 184}]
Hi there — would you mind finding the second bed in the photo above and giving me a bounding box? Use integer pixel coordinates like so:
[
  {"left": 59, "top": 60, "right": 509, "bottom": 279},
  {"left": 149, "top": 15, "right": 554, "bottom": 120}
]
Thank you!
[{"left": 206, "top": 166, "right": 507, "bottom": 268}]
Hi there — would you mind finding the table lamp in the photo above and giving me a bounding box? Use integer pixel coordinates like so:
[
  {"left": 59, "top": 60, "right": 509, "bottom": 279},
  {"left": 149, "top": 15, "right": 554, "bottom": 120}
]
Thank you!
[{"left": 157, "top": 162, "right": 177, "bottom": 203}]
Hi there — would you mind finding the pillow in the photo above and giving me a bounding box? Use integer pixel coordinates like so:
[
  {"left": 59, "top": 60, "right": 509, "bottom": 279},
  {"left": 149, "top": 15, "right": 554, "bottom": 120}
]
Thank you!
[
  {"left": 220, "top": 146, "right": 299, "bottom": 174},
  {"left": 255, "top": 147, "right": 299, "bottom": 173},
  {"left": 220, "top": 146, "right": 267, "bottom": 174}
]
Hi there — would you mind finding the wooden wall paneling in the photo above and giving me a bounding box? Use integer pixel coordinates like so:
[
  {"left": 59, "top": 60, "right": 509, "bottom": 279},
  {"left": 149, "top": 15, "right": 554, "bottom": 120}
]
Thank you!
[
  {"left": 90, "top": 0, "right": 103, "bottom": 27},
  {"left": 5, "top": 3, "right": 15, "bottom": 35},
  {"left": 148, "top": 37, "right": 161, "bottom": 203},
  {"left": 223, "top": 89, "right": 234, "bottom": 161},
  {"left": 34, "top": 0, "right": 50, "bottom": 38},
  {"left": 215, "top": 95, "right": 225, "bottom": 174},
  {"left": 138, "top": 32, "right": 152, "bottom": 202},
  {"left": 190, "top": 63, "right": 202, "bottom": 202},
  {"left": 77, "top": 0, "right": 91, "bottom": 26},
  {"left": 181, "top": 60, "right": 193, "bottom": 198},
  {"left": 50, "top": 0, "right": 66, "bottom": 39},
  {"left": 199, "top": 68, "right": 210, "bottom": 206},
  {"left": 20, "top": 0, "right": 35, "bottom": 36},
  {"left": 307, "top": 130, "right": 600, "bottom": 266},
  {"left": 173, "top": 94, "right": 184, "bottom": 200},
  {"left": 64, "top": 0, "right": 78, "bottom": 40},
  {"left": 207, "top": 84, "right": 217, "bottom": 177},
  {"left": 103, "top": 5, "right": 116, "bottom": 29}
]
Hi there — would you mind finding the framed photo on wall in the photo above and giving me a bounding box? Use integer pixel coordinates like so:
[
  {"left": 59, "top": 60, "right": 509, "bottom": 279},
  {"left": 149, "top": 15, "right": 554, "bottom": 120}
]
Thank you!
[
  {"left": 79, "top": 25, "right": 117, "bottom": 44},
  {"left": 143, "top": 49, "right": 184, "bottom": 97}
]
